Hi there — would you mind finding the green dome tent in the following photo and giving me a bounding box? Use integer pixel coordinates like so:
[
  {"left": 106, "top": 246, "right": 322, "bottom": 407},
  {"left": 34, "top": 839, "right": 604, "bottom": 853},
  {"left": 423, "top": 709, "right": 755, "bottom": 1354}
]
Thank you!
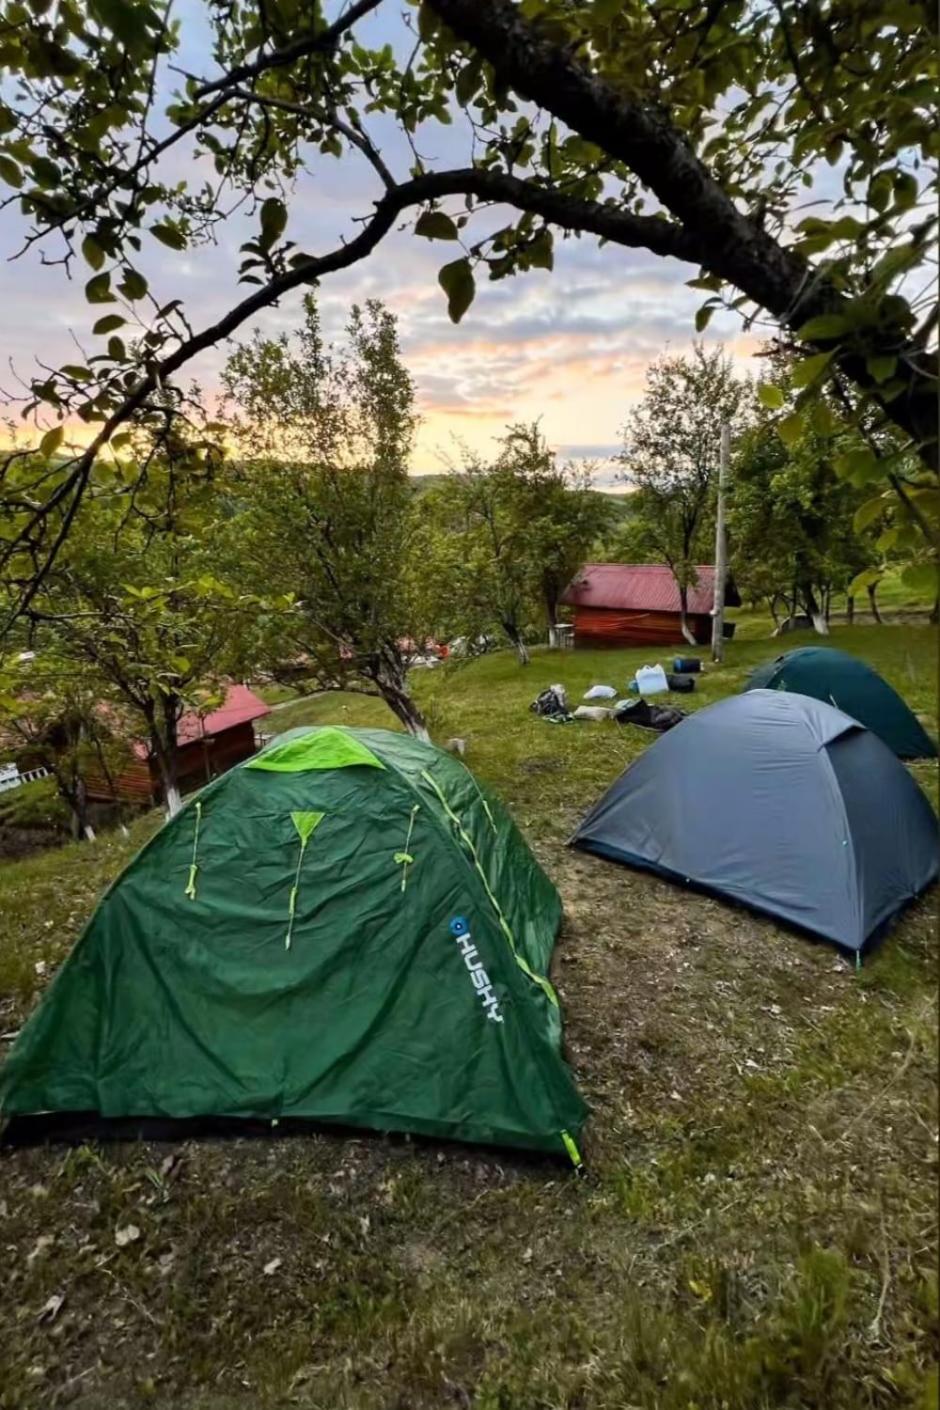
[
  {"left": 0, "top": 727, "right": 587, "bottom": 1165},
  {"left": 745, "top": 646, "right": 937, "bottom": 759}
]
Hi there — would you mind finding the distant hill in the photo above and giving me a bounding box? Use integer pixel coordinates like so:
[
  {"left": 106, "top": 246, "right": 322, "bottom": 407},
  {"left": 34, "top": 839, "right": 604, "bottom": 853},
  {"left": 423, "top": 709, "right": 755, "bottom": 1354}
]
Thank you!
[{"left": 410, "top": 474, "right": 634, "bottom": 521}]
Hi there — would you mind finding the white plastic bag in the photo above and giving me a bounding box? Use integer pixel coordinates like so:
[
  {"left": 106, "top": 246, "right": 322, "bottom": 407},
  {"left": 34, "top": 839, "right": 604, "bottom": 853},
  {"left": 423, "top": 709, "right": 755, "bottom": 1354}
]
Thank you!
[{"left": 583, "top": 684, "right": 617, "bottom": 700}]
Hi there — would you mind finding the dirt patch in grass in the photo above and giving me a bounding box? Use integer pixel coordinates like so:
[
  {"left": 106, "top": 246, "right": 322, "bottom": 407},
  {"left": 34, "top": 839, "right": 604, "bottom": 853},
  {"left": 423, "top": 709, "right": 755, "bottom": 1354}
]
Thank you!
[{"left": 1, "top": 625, "right": 937, "bottom": 1409}]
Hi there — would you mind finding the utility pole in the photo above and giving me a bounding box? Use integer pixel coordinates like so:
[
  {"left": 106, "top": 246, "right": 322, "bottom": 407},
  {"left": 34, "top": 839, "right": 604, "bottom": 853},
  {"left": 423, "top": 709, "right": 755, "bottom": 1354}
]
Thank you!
[{"left": 711, "top": 421, "right": 730, "bottom": 663}]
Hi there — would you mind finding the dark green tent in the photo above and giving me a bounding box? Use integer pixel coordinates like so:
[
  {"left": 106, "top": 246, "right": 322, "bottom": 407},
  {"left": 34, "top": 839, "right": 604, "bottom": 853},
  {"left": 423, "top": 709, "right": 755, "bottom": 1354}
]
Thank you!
[
  {"left": 0, "top": 727, "right": 587, "bottom": 1164},
  {"left": 745, "top": 647, "right": 937, "bottom": 759}
]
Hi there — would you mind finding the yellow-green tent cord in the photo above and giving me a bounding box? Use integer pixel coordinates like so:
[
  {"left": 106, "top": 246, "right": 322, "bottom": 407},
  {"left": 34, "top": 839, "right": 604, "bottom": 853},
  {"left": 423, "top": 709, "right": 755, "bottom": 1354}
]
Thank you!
[
  {"left": 459, "top": 760, "right": 497, "bottom": 834},
  {"left": 184, "top": 801, "right": 202, "bottom": 900},
  {"left": 561, "top": 1130, "right": 584, "bottom": 1170},
  {"left": 394, "top": 803, "right": 420, "bottom": 891},
  {"left": 420, "top": 770, "right": 558, "bottom": 1008},
  {"left": 285, "top": 811, "right": 324, "bottom": 950}
]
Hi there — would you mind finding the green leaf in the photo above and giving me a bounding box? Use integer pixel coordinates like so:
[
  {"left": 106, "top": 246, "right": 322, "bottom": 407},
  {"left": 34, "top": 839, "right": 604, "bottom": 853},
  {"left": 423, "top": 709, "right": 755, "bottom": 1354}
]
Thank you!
[
  {"left": 82, "top": 234, "right": 105, "bottom": 270},
  {"left": 417, "top": 3, "right": 438, "bottom": 40},
  {"left": 829, "top": 215, "right": 864, "bottom": 239},
  {"left": 796, "top": 313, "right": 852, "bottom": 341},
  {"left": 848, "top": 567, "right": 882, "bottom": 595},
  {"left": 866, "top": 354, "right": 897, "bottom": 384},
  {"left": 85, "top": 272, "right": 113, "bottom": 303},
  {"left": 694, "top": 303, "right": 715, "bottom": 332},
  {"left": 757, "top": 382, "right": 785, "bottom": 410},
  {"left": 39, "top": 425, "right": 64, "bottom": 458},
  {"left": 892, "top": 170, "right": 918, "bottom": 210},
  {"left": 455, "top": 61, "right": 481, "bottom": 107},
  {"left": 811, "top": 402, "right": 837, "bottom": 436},
  {"left": 415, "top": 210, "right": 459, "bottom": 241},
  {"left": 777, "top": 412, "right": 804, "bottom": 448},
  {"left": 61, "top": 364, "right": 92, "bottom": 381},
  {"left": 438, "top": 258, "right": 475, "bottom": 324},
  {"left": 791, "top": 351, "right": 833, "bottom": 388},
  {"left": 151, "top": 222, "right": 187, "bottom": 251},
  {"left": 0, "top": 154, "right": 24, "bottom": 188},
  {"left": 868, "top": 172, "right": 892, "bottom": 213},
  {"left": 93, "top": 314, "right": 125, "bottom": 335},
  {"left": 901, "top": 562, "right": 938, "bottom": 598},
  {"left": 853, "top": 496, "right": 886, "bottom": 532},
  {"left": 259, "top": 197, "right": 287, "bottom": 250},
  {"left": 834, "top": 447, "right": 878, "bottom": 482},
  {"left": 528, "top": 228, "right": 553, "bottom": 270},
  {"left": 107, "top": 335, "right": 126, "bottom": 360},
  {"left": 89, "top": 0, "right": 152, "bottom": 46},
  {"left": 119, "top": 268, "right": 148, "bottom": 300},
  {"left": 593, "top": 0, "right": 623, "bottom": 19},
  {"left": 686, "top": 274, "right": 723, "bottom": 292}
]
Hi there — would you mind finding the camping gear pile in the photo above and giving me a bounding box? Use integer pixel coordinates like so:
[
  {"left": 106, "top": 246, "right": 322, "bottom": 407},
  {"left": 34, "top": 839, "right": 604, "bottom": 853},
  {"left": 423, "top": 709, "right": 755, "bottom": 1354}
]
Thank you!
[
  {"left": 532, "top": 663, "right": 698, "bottom": 727},
  {"left": 626, "top": 663, "right": 698, "bottom": 696},
  {"left": 0, "top": 726, "right": 587, "bottom": 1165},
  {"left": 572, "top": 649, "right": 938, "bottom": 957}
]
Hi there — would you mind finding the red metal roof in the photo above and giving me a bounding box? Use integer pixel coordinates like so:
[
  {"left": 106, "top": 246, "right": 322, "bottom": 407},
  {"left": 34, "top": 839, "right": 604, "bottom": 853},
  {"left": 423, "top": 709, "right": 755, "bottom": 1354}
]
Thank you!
[
  {"left": 562, "top": 563, "right": 720, "bottom": 614},
  {"left": 131, "top": 685, "right": 270, "bottom": 759}
]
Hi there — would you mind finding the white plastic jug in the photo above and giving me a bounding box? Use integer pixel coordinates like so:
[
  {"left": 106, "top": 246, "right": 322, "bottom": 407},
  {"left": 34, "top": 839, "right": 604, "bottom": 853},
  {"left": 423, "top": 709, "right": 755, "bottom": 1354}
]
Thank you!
[{"left": 635, "top": 663, "right": 668, "bottom": 696}]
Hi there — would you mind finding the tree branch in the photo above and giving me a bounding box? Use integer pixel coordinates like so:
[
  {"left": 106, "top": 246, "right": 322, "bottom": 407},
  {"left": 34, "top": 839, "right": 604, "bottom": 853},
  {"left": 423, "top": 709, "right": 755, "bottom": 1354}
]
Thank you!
[
  {"left": 195, "top": 0, "right": 386, "bottom": 98},
  {"left": 427, "top": 0, "right": 938, "bottom": 468}
]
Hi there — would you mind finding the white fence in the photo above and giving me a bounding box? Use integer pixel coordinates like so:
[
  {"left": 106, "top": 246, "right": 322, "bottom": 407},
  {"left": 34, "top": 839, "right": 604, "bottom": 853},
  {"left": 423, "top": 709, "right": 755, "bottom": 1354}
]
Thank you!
[{"left": 0, "top": 764, "right": 51, "bottom": 794}]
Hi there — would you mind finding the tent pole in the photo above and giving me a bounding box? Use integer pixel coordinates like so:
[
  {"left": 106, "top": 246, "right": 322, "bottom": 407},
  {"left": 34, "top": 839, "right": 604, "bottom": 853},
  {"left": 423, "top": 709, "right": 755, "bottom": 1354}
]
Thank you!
[{"left": 711, "top": 421, "right": 730, "bottom": 663}]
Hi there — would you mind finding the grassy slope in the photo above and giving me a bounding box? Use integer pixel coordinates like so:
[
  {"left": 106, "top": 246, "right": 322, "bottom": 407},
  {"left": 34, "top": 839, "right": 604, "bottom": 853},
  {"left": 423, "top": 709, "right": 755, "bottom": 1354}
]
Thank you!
[{"left": 0, "top": 623, "right": 937, "bottom": 1410}]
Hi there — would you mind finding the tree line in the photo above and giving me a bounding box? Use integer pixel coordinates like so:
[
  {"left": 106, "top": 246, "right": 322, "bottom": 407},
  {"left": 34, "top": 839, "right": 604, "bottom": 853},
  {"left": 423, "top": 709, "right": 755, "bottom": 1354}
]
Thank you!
[{"left": 1, "top": 296, "right": 922, "bottom": 843}]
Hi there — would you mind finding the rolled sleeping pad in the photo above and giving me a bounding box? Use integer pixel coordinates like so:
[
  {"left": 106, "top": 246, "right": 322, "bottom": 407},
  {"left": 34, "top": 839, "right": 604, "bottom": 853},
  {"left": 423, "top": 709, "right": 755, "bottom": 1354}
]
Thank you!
[{"left": 673, "top": 657, "right": 702, "bottom": 673}]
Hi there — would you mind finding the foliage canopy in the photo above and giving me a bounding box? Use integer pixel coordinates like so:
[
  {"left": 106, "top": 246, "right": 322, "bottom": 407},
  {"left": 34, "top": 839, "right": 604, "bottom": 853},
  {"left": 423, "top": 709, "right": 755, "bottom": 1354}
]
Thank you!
[{"left": 0, "top": 0, "right": 936, "bottom": 614}]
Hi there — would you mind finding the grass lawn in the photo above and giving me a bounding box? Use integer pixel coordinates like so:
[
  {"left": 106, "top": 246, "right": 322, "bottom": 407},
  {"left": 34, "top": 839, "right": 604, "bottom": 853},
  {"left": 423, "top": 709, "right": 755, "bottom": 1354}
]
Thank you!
[{"left": 1, "top": 622, "right": 937, "bottom": 1410}]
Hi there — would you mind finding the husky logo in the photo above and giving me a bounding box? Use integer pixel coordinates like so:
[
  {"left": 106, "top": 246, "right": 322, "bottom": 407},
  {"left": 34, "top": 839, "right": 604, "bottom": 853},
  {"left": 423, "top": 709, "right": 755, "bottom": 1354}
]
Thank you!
[{"left": 449, "top": 917, "right": 503, "bottom": 1024}]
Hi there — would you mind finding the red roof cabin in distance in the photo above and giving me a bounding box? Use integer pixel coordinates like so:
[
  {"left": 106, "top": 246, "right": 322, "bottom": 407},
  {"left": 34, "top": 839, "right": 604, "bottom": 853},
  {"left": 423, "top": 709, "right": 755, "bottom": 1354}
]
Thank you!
[
  {"left": 561, "top": 564, "right": 740, "bottom": 648},
  {"left": 86, "top": 685, "right": 271, "bottom": 806}
]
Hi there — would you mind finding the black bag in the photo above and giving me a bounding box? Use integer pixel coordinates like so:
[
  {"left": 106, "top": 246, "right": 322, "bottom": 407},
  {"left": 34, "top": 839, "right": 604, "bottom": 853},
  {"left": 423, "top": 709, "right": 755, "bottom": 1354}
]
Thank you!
[
  {"left": 667, "top": 673, "right": 696, "bottom": 693},
  {"left": 672, "top": 656, "right": 702, "bottom": 673},
  {"left": 614, "top": 699, "right": 687, "bottom": 732}
]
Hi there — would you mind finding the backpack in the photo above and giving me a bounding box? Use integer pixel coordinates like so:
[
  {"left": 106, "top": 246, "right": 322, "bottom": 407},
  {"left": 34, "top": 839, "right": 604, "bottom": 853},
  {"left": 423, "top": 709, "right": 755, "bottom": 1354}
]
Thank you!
[{"left": 530, "top": 684, "right": 571, "bottom": 719}]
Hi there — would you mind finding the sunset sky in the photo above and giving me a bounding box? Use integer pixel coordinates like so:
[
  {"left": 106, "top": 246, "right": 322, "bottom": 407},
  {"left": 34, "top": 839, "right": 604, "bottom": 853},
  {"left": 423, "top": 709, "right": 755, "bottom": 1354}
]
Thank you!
[{"left": 0, "top": 3, "right": 763, "bottom": 487}]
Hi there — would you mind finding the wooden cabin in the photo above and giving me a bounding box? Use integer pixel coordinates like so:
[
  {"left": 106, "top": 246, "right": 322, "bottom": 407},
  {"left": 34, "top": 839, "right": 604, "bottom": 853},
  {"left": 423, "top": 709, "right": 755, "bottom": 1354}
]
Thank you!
[
  {"left": 84, "top": 685, "right": 271, "bottom": 805},
  {"left": 561, "top": 564, "right": 739, "bottom": 648}
]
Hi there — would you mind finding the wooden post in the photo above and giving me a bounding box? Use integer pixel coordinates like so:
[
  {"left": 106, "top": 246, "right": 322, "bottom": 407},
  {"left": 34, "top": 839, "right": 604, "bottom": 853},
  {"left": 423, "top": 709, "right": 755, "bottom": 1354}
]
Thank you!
[{"left": 711, "top": 421, "right": 731, "bottom": 663}]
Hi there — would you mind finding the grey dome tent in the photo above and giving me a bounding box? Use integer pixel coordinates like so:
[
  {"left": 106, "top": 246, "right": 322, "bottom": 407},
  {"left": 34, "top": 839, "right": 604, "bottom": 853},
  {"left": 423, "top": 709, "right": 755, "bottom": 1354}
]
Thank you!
[{"left": 570, "top": 690, "right": 938, "bottom": 954}]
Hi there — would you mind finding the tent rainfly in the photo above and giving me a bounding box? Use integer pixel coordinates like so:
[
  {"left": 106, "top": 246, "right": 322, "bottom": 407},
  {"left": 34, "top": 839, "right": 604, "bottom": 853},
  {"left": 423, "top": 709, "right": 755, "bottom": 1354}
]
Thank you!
[
  {"left": 0, "top": 727, "right": 587, "bottom": 1164},
  {"left": 570, "top": 690, "right": 938, "bottom": 955},
  {"left": 745, "top": 646, "right": 937, "bottom": 760}
]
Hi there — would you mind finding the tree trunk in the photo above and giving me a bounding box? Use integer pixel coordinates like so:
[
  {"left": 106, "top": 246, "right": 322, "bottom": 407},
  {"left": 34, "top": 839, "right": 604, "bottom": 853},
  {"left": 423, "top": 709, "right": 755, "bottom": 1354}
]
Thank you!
[
  {"left": 504, "top": 621, "right": 530, "bottom": 665},
  {"left": 373, "top": 664, "right": 430, "bottom": 742},
  {"left": 867, "top": 583, "right": 883, "bottom": 624},
  {"left": 57, "top": 770, "right": 94, "bottom": 842},
  {"left": 801, "top": 583, "right": 829, "bottom": 635},
  {"left": 148, "top": 715, "right": 182, "bottom": 817},
  {"left": 846, "top": 594, "right": 855, "bottom": 625},
  {"left": 677, "top": 585, "right": 696, "bottom": 646}
]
